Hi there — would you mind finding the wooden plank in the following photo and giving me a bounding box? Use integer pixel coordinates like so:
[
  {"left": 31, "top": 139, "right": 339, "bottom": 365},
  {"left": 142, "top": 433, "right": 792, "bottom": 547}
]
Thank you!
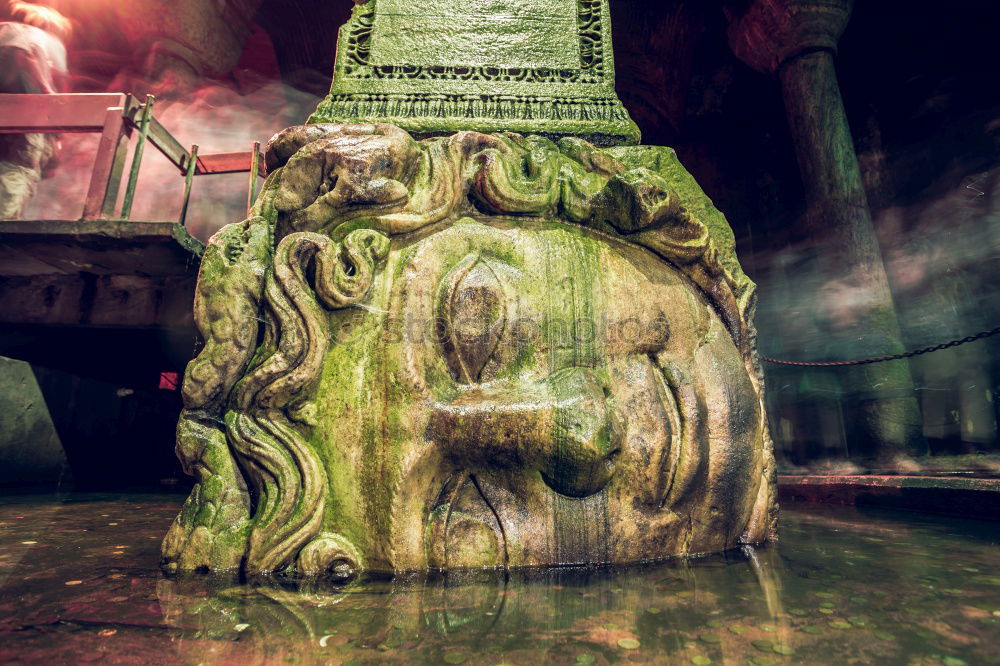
[
  {"left": 196, "top": 150, "right": 267, "bottom": 176},
  {"left": 0, "top": 273, "right": 197, "bottom": 328},
  {"left": 121, "top": 96, "right": 156, "bottom": 220},
  {"left": 0, "top": 220, "right": 204, "bottom": 277},
  {"left": 82, "top": 104, "right": 133, "bottom": 220},
  {"left": 0, "top": 220, "right": 201, "bottom": 335},
  {"left": 147, "top": 115, "right": 191, "bottom": 171},
  {"left": 247, "top": 141, "right": 261, "bottom": 214},
  {"left": 0, "top": 93, "right": 126, "bottom": 133},
  {"left": 179, "top": 145, "right": 198, "bottom": 226}
]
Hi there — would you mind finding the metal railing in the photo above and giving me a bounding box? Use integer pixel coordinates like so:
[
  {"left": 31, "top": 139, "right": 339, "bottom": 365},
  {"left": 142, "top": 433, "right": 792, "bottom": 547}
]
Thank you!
[{"left": 0, "top": 93, "right": 265, "bottom": 225}]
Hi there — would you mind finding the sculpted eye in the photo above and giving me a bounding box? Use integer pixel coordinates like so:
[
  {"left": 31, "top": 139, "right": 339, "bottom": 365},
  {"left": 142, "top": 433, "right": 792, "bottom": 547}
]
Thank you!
[{"left": 437, "top": 253, "right": 507, "bottom": 383}]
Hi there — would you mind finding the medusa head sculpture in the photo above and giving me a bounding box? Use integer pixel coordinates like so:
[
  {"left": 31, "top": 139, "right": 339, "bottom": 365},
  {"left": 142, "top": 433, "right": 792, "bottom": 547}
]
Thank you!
[{"left": 161, "top": 124, "right": 776, "bottom": 577}]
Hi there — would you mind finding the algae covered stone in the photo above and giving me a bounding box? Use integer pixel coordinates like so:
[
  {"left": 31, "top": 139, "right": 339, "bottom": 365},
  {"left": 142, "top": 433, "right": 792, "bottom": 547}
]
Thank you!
[
  {"left": 162, "top": 124, "right": 776, "bottom": 576},
  {"left": 310, "top": 0, "right": 641, "bottom": 145}
]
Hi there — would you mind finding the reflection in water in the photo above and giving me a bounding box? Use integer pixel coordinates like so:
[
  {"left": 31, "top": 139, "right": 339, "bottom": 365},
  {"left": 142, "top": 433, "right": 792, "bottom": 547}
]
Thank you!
[
  {"left": 0, "top": 496, "right": 997, "bottom": 664},
  {"left": 158, "top": 556, "right": 782, "bottom": 664}
]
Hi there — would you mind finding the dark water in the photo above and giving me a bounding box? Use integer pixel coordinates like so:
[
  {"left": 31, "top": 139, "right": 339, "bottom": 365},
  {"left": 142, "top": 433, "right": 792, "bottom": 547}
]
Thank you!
[{"left": 0, "top": 495, "right": 996, "bottom": 665}]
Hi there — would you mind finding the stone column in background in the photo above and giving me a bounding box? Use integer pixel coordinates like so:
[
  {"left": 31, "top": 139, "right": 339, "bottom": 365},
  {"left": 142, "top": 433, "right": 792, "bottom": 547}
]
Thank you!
[{"left": 726, "top": 0, "right": 927, "bottom": 461}]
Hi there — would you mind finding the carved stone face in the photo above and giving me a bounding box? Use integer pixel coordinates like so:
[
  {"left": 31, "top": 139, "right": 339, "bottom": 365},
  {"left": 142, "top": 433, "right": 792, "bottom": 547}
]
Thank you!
[
  {"left": 164, "top": 124, "right": 774, "bottom": 577},
  {"left": 315, "top": 218, "right": 768, "bottom": 571}
]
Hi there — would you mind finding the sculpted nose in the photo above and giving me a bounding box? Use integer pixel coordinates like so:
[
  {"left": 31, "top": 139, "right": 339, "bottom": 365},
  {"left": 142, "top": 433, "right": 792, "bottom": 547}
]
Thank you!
[{"left": 429, "top": 367, "right": 621, "bottom": 498}]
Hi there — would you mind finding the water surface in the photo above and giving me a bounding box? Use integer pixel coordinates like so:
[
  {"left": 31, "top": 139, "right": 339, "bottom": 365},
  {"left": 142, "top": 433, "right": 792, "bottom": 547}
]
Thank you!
[{"left": 0, "top": 494, "right": 996, "bottom": 664}]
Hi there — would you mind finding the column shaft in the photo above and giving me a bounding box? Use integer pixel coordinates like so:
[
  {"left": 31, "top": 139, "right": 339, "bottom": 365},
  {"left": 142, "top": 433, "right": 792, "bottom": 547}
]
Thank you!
[{"left": 779, "top": 50, "right": 926, "bottom": 459}]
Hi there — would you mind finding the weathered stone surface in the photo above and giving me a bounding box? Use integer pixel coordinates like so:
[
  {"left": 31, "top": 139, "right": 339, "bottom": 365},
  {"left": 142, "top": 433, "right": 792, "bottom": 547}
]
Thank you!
[
  {"left": 0, "top": 356, "right": 67, "bottom": 487},
  {"left": 163, "top": 123, "right": 776, "bottom": 576},
  {"left": 370, "top": 0, "right": 580, "bottom": 70},
  {"left": 725, "top": 0, "right": 852, "bottom": 74},
  {"left": 310, "top": 0, "right": 641, "bottom": 145}
]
